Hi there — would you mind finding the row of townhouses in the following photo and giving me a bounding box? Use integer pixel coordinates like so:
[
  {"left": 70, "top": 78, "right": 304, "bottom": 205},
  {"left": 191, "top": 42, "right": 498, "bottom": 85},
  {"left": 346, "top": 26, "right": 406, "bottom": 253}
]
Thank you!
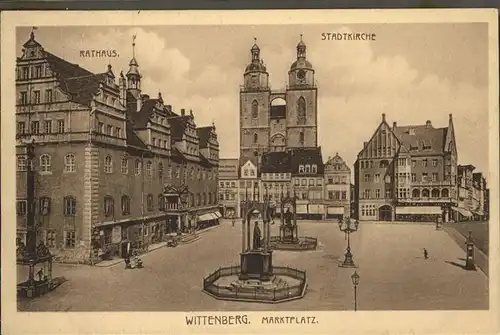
[{"left": 16, "top": 32, "right": 221, "bottom": 263}]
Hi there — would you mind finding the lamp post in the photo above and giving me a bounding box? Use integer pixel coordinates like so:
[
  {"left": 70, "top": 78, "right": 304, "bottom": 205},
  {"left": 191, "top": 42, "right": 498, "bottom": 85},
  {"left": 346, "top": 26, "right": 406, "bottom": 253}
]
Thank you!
[
  {"left": 338, "top": 217, "right": 359, "bottom": 268},
  {"left": 351, "top": 271, "right": 360, "bottom": 311}
]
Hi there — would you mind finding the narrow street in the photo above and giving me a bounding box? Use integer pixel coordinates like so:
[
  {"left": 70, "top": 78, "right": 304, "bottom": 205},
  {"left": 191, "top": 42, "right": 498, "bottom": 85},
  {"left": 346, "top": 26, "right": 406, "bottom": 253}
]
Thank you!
[{"left": 18, "top": 220, "right": 489, "bottom": 311}]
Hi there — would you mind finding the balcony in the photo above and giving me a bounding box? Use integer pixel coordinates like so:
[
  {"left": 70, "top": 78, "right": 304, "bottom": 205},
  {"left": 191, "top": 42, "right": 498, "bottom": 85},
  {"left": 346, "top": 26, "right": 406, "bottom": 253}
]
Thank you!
[
  {"left": 164, "top": 202, "right": 187, "bottom": 212},
  {"left": 398, "top": 197, "right": 457, "bottom": 204},
  {"left": 410, "top": 180, "right": 454, "bottom": 186}
]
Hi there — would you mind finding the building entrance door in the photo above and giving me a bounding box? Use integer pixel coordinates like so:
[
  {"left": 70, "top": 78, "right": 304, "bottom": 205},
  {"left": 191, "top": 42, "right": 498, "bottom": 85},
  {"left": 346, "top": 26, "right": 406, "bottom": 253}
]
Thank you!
[{"left": 379, "top": 205, "right": 393, "bottom": 221}]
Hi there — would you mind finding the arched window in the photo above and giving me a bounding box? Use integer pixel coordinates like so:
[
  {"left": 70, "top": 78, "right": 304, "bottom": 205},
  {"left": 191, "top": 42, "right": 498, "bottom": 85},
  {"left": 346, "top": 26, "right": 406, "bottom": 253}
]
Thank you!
[
  {"left": 135, "top": 160, "right": 141, "bottom": 175},
  {"left": 104, "top": 195, "right": 114, "bottom": 217},
  {"left": 40, "top": 154, "right": 51, "bottom": 172},
  {"left": 251, "top": 100, "right": 259, "bottom": 119},
  {"left": 146, "top": 161, "right": 152, "bottom": 177},
  {"left": 422, "top": 189, "right": 430, "bottom": 198},
  {"left": 158, "top": 162, "right": 164, "bottom": 179},
  {"left": 63, "top": 196, "right": 76, "bottom": 216},
  {"left": 441, "top": 188, "right": 449, "bottom": 198},
  {"left": 253, "top": 133, "right": 258, "bottom": 143},
  {"left": 147, "top": 194, "right": 154, "bottom": 211},
  {"left": 121, "top": 195, "right": 130, "bottom": 215},
  {"left": 299, "top": 131, "right": 305, "bottom": 144},
  {"left": 431, "top": 189, "right": 440, "bottom": 198},
  {"left": 104, "top": 155, "right": 113, "bottom": 173},
  {"left": 297, "top": 97, "right": 306, "bottom": 125},
  {"left": 121, "top": 157, "right": 128, "bottom": 174},
  {"left": 412, "top": 189, "right": 420, "bottom": 198}
]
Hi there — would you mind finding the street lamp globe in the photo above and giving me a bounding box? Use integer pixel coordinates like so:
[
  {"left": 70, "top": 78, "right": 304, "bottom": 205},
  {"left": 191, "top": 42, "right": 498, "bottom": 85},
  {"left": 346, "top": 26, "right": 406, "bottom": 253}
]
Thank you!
[{"left": 351, "top": 271, "right": 360, "bottom": 286}]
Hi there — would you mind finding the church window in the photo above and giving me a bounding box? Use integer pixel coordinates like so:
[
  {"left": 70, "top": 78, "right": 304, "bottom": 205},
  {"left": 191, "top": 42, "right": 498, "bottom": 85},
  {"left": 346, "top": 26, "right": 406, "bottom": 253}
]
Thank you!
[
  {"left": 297, "top": 97, "right": 306, "bottom": 125},
  {"left": 251, "top": 100, "right": 259, "bottom": 119},
  {"left": 299, "top": 132, "right": 305, "bottom": 145},
  {"left": 253, "top": 133, "right": 258, "bottom": 143}
]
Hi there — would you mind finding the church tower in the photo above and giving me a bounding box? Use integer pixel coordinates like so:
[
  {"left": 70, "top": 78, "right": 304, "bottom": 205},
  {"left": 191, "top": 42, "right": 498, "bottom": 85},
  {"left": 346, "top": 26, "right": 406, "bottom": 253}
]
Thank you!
[
  {"left": 126, "top": 35, "right": 142, "bottom": 101},
  {"left": 239, "top": 38, "right": 271, "bottom": 163},
  {"left": 285, "top": 35, "right": 318, "bottom": 149}
]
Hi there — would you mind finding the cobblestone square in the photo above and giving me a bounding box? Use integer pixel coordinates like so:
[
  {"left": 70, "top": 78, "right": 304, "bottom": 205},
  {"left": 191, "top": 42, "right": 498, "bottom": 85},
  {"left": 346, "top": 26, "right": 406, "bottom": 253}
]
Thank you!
[{"left": 18, "top": 220, "right": 489, "bottom": 311}]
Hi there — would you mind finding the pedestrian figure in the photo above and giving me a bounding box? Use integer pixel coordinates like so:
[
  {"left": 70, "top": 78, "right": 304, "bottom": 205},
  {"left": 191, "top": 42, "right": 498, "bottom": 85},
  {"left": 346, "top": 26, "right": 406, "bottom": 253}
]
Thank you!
[
  {"left": 423, "top": 248, "right": 428, "bottom": 260},
  {"left": 232, "top": 219, "right": 235, "bottom": 227}
]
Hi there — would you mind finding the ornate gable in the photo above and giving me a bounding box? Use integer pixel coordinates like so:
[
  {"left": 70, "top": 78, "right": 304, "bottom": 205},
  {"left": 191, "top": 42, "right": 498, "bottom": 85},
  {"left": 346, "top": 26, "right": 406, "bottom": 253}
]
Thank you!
[{"left": 358, "top": 114, "right": 401, "bottom": 160}]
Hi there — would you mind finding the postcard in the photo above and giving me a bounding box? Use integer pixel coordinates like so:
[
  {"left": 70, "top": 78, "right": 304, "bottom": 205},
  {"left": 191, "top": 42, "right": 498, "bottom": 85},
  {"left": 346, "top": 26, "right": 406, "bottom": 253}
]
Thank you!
[{"left": 1, "top": 9, "right": 499, "bottom": 335}]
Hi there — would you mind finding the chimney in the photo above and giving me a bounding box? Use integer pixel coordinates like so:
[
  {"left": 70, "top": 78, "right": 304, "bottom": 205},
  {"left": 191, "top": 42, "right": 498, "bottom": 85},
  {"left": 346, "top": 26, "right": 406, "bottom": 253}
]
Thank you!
[
  {"left": 382, "top": 113, "right": 386, "bottom": 122},
  {"left": 393, "top": 121, "right": 397, "bottom": 129},
  {"left": 425, "top": 120, "right": 432, "bottom": 128},
  {"left": 181, "top": 108, "right": 185, "bottom": 116}
]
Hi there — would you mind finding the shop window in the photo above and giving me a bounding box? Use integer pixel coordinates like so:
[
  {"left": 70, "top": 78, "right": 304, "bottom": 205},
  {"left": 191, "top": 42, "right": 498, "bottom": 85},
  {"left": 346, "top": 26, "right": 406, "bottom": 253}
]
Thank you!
[{"left": 65, "top": 231, "right": 76, "bottom": 248}]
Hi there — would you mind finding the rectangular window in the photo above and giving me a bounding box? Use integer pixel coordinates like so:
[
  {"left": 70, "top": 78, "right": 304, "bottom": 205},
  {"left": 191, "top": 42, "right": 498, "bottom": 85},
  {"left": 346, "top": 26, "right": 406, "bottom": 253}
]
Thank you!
[
  {"left": 411, "top": 160, "right": 416, "bottom": 168},
  {"left": 375, "top": 174, "right": 380, "bottom": 183},
  {"left": 309, "top": 179, "right": 314, "bottom": 186},
  {"left": 46, "top": 89, "right": 53, "bottom": 103},
  {"left": 375, "top": 189, "right": 381, "bottom": 198},
  {"left": 106, "top": 125, "right": 113, "bottom": 136},
  {"left": 57, "top": 120, "right": 65, "bottom": 133},
  {"left": 385, "top": 189, "right": 391, "bottom": 198},
  {"left": 16, "top": 200, "right": 27, "bottom": 216},
  {"left": 35, "top": 65, "right": 42, "bottom": 78},
  {"left": 116, "top": 127, "right": 121, "bottom": 138},
  {"left": 20, "top": 91, "right": 28, "bottom": 105},
  {"left": 422, "top": 173, "right": 428, "bottom": 182},
  {"left": 328, "top": 178, "right": 333, "bottom": 184},
  {"left": 294, "top": 179, "right": 299, "bottom": 186},
  {"left": 44, "top": 120, "right": 52, "bottom": 133},
  {"left": 98, "top": 122, "right": 104, "bottom": 133},
  {"left": 317, "top": 179, "right": 322, "bottom": 186},
  {"left": 335, "top": 191, "right": 340, "bottom": 200},
  {"left": 22, "top": 67, "right": 29, "bottom": 79},
  {"left": 65, "top": 231, "right": 76, "bottom": 248},
  {"left": 432, "top": 159, "right": 438, "bottom": 167},
  {"left": 33, "top": 90, "right": 40, "bottom": 104},
  {"left": 17, "top": 122, "right": 25, "bottom": 135},
  {"left": 411, "top": 173, "right": 417, "bottom": 182},
  {"left": 364, "top": 174, "right": 370, "bottom": 183},
  {"left": 432, "top": 173, "right": 438, "bottom": 182},
  {"left": 342, "top": 191, "right": 347, "bottom": 200},
  {"left": 363, "top": 189, "right": 370, "bottom": 199},
  {"left": 301, "top": 179, "right": 307, "bottom": 186},
  {"left": 152, "top": 138, "right": 156, "bottom": 146},
  {"left": 328, "top": 191, "right": 334, "bottom": 200},
  {"left": 30, "top": 121, "right": 40, "bottom": 134},
  {"left": 422, "top": 160, "right": 428, "bottom": 167},
  {"left": 298, "top": 165, "right": 305, "bottom": 173},
  {"left": 46, "top": 230, "right": 56, "bottom": 248}
]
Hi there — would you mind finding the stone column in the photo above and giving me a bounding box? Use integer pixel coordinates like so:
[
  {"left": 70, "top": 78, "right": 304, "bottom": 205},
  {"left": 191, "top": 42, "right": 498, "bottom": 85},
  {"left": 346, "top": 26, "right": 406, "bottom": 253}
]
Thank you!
[
  {"left": 177, "top": 214, "right": 181, "bottom": 233},
  {"left": 241, "top": 217, "right": 246, "bottom": 253},
  {"left": 246, "top": 219, "right": 251, "bottom": 251},
  {"left": 267, "top": 218, "right": 271, "bottom": 249},
  {"left": 263, "top": 219, "right": 268, "bottom": 252}
]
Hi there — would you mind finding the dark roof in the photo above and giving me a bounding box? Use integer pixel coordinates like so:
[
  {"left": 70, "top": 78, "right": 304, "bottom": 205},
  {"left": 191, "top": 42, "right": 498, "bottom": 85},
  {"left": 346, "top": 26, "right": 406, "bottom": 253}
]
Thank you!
[
  {"left": 260, "top": 151, "right": 290, "bottom": 173},
  {"left": 199, "top": 153, "right": 213, "bottom": 168},
  {"left": 23, "top": 33, "right": 42, "bottom": 48},
  {"left": 171, "top": 147, "right": 187, "bottom": 164},
  {"left": 128, "top": 99, "right": 159, "bottom": 129},
  {"left": 197, "top": 126, "right": 214, "bottom": 149},
  {"left": 45, "top": 52, "right": 93, "bottom": 79},
  {"left": 290, "top": 58, "right": 313, "bottom": 71},
  {"left": 245, "top": 61, "right": 267, "bottom": 73},
  {"left": 62, "top": 73, "right": 107, "bottom": 105},
  {"left": 239, "top": 156, "right": 258, "bottom": 168},
  {"left": 289, "top": 147, "right": 324, "bottom": 174},
  {"left": 393, "top": 125, "right": 448, "bottom": 155},
  {"left": 125, "top": 123, "right": 148, "bottom": 150},
  {"left": 270, "top": 105, "right": 286, "bottom": 119},
  {"left": 168, "top": 116, "right": 190, "bottom": 141}
]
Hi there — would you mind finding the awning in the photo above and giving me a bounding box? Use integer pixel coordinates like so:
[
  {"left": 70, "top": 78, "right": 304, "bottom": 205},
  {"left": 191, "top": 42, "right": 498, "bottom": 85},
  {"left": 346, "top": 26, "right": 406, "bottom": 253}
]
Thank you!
[
  {"left": 198, "top": 213, "right": 213, "bottom": 222},
  {"left": 396, "top": 206, "right": 442, "bottom": 215},
  {"left": 296, "top": 204, "right": 308, "bottom": 214},
  {"left": 308, "top": 204, "right": 324, "bottom": 214},
  {"left": 451, "top": 207, "right": 473, "bottom": 217},
  {"left": 327, "top": 206, "right": 345, "bottom": 215},
  {"left": 275, "top": 207, "right": 281, "bottom": 213},
  {"left": 213, "top": 211, "right": 222, "bottom": 218}
]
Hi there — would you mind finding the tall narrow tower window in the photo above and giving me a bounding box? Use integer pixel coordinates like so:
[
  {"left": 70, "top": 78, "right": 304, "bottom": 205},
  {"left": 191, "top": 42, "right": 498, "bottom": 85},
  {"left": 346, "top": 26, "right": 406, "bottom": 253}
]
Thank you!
[
  {"left": 297, "top": 97, "right": 306, "bottom": 125},
  {"left": 251, "top": 100, "right": 259, "bottom": 119},
  {"left": 253, "top": 133, "right": 258, "bottom": 143},
  {"left": 299, "top": 131, "right": 305, "bottom": 145}
]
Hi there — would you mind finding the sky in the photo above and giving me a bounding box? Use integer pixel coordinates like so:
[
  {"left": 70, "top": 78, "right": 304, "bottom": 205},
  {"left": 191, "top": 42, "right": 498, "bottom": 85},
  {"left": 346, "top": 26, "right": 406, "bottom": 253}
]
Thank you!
[{"left": 17, "top": 23, "right": 489, "bottom": 175}]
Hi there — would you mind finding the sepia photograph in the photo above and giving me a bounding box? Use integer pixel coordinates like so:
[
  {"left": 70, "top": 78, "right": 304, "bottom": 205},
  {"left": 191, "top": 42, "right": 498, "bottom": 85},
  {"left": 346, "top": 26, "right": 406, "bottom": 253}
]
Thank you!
[{"left": 1, "top": 9, "right": 499, "bottom": 335}]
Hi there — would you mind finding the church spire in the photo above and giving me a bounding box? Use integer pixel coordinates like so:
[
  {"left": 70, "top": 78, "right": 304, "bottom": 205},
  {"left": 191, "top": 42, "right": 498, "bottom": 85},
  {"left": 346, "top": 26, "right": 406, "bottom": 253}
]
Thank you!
[
  {"left": 126, "top": 34, "right": 141, "bottom": 96},
  {"left": 297, "top": 34, "right": 306, "bottom": 59}
]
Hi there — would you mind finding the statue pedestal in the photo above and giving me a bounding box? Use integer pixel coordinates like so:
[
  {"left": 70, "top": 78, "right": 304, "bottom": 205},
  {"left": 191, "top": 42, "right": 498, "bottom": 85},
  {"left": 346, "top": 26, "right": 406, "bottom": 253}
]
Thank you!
[
  {"left": 239, "top": 250, "right": 273, "bottom": 282},
  {"left": 280, "top": 224, "right": 298, "bottom": 243}
]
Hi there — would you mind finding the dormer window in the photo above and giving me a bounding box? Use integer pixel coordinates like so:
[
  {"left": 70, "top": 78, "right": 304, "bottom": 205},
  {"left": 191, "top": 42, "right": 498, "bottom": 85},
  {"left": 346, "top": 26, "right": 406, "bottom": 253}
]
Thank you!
[
  {"left": 298, "top": 165, "right": 305, "bottom": 173},
  {"left": 22, "top": 67, "right": 29, "bottom": 80},
  {"left": 305, "top": 165, "right": 311, "bottom": 173},
  {"left": 244, "top": 169, "right": 249, "bottom": 176},
  {"left": 311, "top": 164, "right": 317, "bottom": 173}
]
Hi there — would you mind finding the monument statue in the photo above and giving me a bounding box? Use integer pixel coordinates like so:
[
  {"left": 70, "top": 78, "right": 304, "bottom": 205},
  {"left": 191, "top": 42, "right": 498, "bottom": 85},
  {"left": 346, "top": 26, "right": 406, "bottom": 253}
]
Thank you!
[
  {"left": 284, "top": 207, "right": 293, "bottom": 226},
  {"left": 253, "top": 221, "right": 262, "bottom": 250}
]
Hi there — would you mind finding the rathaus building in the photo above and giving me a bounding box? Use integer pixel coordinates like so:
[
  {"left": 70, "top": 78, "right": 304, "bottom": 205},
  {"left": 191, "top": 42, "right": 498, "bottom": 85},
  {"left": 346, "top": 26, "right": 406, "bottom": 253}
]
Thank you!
[{"left": 239, "top": 36, "right": 318, "bottom": 164}]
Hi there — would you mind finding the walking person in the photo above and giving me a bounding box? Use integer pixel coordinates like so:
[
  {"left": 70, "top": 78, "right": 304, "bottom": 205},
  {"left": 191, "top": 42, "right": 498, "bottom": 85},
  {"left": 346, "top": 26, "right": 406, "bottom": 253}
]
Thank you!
[
  {"left": 232, "top": 219, "right": 235, "bottom": 227},
  {"left": 423, "top": 248, "right": 429, "bottom": 260}
]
